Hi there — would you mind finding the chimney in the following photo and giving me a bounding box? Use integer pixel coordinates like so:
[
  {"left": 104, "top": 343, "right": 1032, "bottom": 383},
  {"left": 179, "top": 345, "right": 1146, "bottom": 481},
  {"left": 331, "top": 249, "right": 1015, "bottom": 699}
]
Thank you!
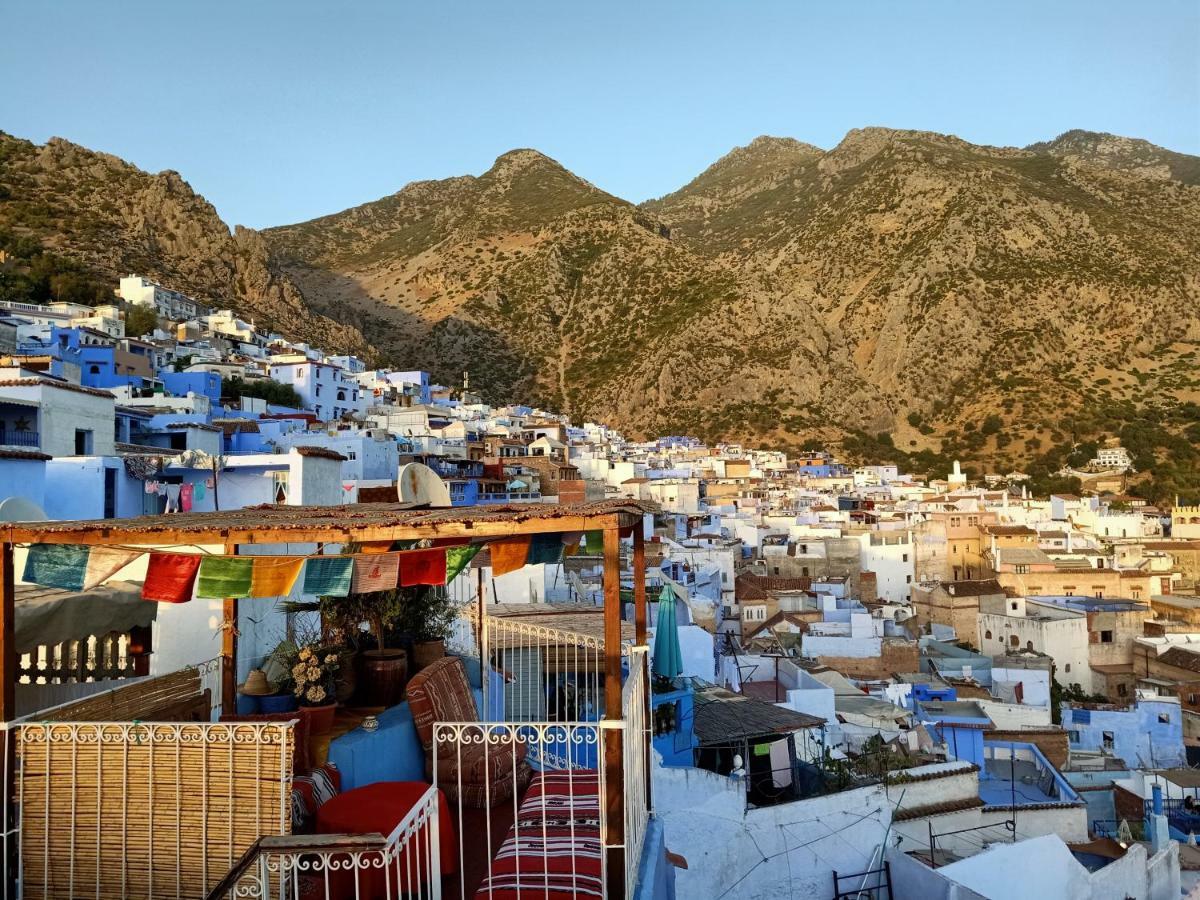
[{"left": 1066, "top": 530, "right": 1073, "bottom": 553}]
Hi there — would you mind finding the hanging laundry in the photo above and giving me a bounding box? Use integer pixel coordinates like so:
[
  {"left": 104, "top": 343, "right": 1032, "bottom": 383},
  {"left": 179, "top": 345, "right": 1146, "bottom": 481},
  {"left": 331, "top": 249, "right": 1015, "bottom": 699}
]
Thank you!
[
  {"left": 249, "top": 556, "right": 305, "bottom": 598},
  {"left": 302, "top": 556, "right": 354, "bottom": 597},
  {"left": 444, "top": 544, "right": 481, "bottom": 583},
  {"left": 204, "top": 476, "right": 215, "bottom": 489},
  {"left": 23, "top": 544, "right": 90, "bottom": 591},
  {"left": 398, "top": 547, "right": 447, "bottom": 587},
  {"left": 490, "top": 535, "right": 532, "bottom": 576},
  {"left": 350, "top": 552, "right": 400, "bottom": 593},
  {"left": 83, "top": 547, "right": 144, "bottom": 590},
  {"left": 179, "top": 483, "right": 194, "bottom": 512},
  {"left": 196, "top": 556, "right": 254, "bottom": 599},
  {"left": 164, "top": 483, "right": 182, "bottom": 513},
  {"left": 142, "top": 553, "right": 202, "bottom": 603},
  {"left": 193, "top": 482, "right": 206, "bottom": 502},
  {"left": 144, "top": 480, "right": 160, "bottom": 495}
]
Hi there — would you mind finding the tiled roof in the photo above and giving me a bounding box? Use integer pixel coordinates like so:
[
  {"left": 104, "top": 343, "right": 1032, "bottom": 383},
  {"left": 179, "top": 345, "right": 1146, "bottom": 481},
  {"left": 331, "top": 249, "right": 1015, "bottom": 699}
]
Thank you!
[
  {"left": 891, "top": 797, "right": 984, "bottom": 822},
  {"left": 294, "top": 446, "right": 347, "bottom": 461},
  {"left": 0, "top": 378, "right": 114, "bottom": 399},
  {"left": 0, "top": 449, "right": 50, "bottom": 461},
  {"left": 1157, "top": 646, "right": 1200, "bottom": 674}
]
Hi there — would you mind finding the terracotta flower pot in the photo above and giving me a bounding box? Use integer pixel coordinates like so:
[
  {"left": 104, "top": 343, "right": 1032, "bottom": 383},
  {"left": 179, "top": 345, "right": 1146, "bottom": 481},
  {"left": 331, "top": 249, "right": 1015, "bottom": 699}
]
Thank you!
[
  {"left": 360, "top": 648, "right": 408, "bottom": 708},
  {"left": 411, "top": 639, "right": 445, "bottom": 674},
  {"left": 300, "top": 702, "right": 337, "bottom": 736}
]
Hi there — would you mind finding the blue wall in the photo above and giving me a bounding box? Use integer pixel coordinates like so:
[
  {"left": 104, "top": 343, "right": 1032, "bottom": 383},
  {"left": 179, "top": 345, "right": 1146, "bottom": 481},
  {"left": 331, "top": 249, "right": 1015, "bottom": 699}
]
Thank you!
[
  {"left": 160, "top": 370, "right": 222, "bottom": 403},
  {"left": 1063, "top": 700, "right": 1185, "bottom": 769},
  {"left": 0, "top": 458, "right": 47, "bottom": 511}
]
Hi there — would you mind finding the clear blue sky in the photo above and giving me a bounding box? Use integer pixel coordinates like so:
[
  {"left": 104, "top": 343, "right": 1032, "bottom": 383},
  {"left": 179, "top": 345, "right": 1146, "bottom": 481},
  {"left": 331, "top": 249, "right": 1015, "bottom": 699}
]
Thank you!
[{"left": 2, "top": 0, "right": 1197, "bottom": 229}]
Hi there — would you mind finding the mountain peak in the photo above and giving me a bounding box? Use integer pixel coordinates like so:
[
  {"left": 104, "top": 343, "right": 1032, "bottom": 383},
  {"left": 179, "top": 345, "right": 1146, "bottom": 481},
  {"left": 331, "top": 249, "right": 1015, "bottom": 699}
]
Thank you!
[{"left": 1027, "top": 129, "right": 1200, "bottom": 185}]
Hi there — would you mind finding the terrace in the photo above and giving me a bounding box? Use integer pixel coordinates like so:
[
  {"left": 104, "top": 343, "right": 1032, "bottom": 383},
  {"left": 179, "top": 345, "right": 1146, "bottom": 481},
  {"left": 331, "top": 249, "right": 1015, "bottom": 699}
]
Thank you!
[{"left": 0, "top": 499, "right": 664, "bottom": 900}]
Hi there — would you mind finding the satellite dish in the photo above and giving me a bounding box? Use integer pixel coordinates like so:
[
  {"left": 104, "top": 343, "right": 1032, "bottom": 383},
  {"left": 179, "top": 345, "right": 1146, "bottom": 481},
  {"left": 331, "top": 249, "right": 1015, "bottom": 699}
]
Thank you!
[
  {"left": 397, "top": 463, "right": 452, "bottom": 507},
  {"left": 0, "top": 497, "right": 47, "bottom": 523}
]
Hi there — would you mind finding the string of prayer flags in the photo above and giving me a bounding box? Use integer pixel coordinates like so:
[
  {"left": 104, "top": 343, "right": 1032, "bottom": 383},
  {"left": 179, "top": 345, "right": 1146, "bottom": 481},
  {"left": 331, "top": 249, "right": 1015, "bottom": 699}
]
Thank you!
[
  {"left": 249, "top": 556, "right": 305, "bottom": 598},
  {"left": 302, "top": 556, "right": 353, "bottom": 597},
  {"left": 196, "top": 556, "right": 254, "bottom": 599},
  {"left": 399, "top": 547, "right": 447, "bottom": 587},
  {"left": 444, "top": 544, "right": 480, "bottom": 582},
  {"left": 142, "top": 552, "right": 202, "bottom": 603},
  {"left": 527, "top": 533, "right": 565, "bottom": 566},
  {"left": 490, "top": 535, "right": 532, "bottom": 576},
  {"left": 350, "top": 552, "right": 400, "bottom": 593},
  {"left": 23, "top": 544, "right": 91, "bottom": 591}
]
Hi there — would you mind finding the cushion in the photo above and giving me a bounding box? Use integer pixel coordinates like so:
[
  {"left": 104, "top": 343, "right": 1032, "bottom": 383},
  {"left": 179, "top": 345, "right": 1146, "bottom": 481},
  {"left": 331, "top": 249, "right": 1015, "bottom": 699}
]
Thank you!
[
  {"left": 290, "top": 763, "right": 340, "bottom": 832},
  {"left": 407, "top": 657, "right": 477, "bottom": 751},
  {"left": 220, "top": 712, "right": 311, "bottom": 775},
  {"left": 475, "top": 770, "right": 603, "bottom": 899}
]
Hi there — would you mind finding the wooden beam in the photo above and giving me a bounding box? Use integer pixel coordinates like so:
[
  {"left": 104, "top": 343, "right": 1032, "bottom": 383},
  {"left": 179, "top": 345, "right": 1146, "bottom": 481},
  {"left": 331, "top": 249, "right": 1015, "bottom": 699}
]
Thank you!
[
  {"left": 6, "top": 511, "right": 643, "bottom": 547},
  {"left": 221, "top": 538, "right": 238, "bottom": 716},
  {"left": 602, "top": 526, "right": 626, "bottom": 900},
  {"left": 633, "top": 526, "right": 647, "bottom": 645}
]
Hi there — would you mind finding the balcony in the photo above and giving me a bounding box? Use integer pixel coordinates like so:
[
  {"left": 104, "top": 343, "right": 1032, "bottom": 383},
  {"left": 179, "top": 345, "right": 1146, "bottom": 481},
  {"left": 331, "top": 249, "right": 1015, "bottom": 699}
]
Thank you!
[{"left": 0, "top": 429, "right": 39, "bottom": 449}]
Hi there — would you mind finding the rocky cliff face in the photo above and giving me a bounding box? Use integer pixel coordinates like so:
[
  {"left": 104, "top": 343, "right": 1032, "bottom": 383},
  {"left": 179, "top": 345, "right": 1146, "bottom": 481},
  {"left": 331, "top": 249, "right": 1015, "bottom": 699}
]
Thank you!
[{"left": 0, "top": 132, "right": 371, "bottom": 357}]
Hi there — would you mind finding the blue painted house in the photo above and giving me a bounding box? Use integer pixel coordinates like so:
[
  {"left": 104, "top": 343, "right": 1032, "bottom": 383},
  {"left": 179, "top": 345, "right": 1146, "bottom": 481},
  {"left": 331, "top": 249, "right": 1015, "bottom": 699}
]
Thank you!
[{"left": 1062, "top": 697, "right": 1185, "bottom": 769}]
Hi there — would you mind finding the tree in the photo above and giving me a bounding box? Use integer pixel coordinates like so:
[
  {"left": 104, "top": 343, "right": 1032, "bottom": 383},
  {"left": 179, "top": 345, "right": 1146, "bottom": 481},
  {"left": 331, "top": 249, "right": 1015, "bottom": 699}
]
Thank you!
[
  {"left": 981, "top": 414, "right": 1003, "bottom": 436},
  {"left": 223, "top": 375, "right": 302, "bottom": 409},
  {"left": 124, "top": 305, "right": 159, "bottom": 338}
]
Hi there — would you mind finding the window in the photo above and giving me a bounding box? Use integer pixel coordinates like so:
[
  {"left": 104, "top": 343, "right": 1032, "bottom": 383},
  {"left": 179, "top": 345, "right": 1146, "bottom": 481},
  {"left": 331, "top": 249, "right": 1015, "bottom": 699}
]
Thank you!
[
  {"left": 799, "top": 544, "right": 808, "bottom": 554},
  {"left": 906, "top": 575, "right": 912, "bottom": 584},
  {"left": 1159, "top": 713, "right": 1171, "bottom": 724},
  {"left": 1065, "top": 664, "right": 1071, "bottom": 673},
  {"left": 1010, "top": 635, "right": 1019, "bottom": 647},
  {"left": 1011, "top": 601, "right": 1019, "bottom": 611},
  {"left": 1027, "top": 640, "right": 1034, "bottom": 651},
  {"left": 951, "top": 517, "right": 961, "bottom": 527},
  {"left": 1069, "top": 730, "right": 1081, "bottom": 744},
  {"left": 1014, "top": 565, "right": 1029, "bottom": 574},
  {"left": 984, "top": 630, "right": 992, "bottom": 640},
  {"left": 801, "top": 567, "right": 809, "bottom": 577},
  {"left": 1094, "top": 590, "right": 1103, "bottom": 599},
  {"left": 1100, "top": 630, "right": 1113, "bottom": 643},
  {"left": 773, "top": 566, "right": 779, "bottom": 575},
  {"left": 1190, "top": 694, "right": 1198, "bottom": 705},
  {"left": 272, "top": 471, "right": 289, "bottom": 503},
  {"left": 1118, "top": 684, "right": 1128, "bottom": 697},
  {"left": 346, "top": 451, "right": 356, "bottom": 460},
  {"left": 902, "top": 553, "right": 909, "bottom": 563},
  {"left": 74, "top": 429, "right": 93, "bottom": 455},
  {"left": 1131, "top": 589, "right": 1141, "bottom": 599},
  {"left": 953, "top": 544, "right": 958, "bottom": 554}
]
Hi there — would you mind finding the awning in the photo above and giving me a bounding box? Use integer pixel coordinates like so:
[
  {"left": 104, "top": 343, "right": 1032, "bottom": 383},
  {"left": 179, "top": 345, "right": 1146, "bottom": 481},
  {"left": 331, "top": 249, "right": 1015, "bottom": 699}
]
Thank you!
[{"left": 16, "top": 580, "right": 157, "bottom": 653}]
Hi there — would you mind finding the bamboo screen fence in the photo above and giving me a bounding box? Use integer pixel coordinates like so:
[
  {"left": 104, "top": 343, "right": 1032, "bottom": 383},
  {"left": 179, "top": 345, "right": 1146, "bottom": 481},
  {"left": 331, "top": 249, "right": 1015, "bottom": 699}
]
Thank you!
[{"left": 17, "top": 721, "right": 294, "bottom": 900}]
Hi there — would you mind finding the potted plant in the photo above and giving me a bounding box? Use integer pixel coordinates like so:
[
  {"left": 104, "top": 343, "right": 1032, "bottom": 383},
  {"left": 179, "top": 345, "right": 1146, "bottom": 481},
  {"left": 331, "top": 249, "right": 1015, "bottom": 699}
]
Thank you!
[
  {"left": 354, "top": 587, "right": 409, "bottom": 708},
  {"left": 393, "top": 585, "right": 458, "bottom": 673},
  {"left": 291, "top": 643, "right": 340, "bottom": 735}
]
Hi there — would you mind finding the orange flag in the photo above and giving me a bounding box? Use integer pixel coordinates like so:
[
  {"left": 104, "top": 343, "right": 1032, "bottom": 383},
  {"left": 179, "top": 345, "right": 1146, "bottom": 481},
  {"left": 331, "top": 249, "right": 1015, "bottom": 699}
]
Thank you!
[
  {"left": 490, "top": 536, "right": 532, "bottom": 576},
  {"left": 249, "top": 557, "right": 305, "bottom": 598}
]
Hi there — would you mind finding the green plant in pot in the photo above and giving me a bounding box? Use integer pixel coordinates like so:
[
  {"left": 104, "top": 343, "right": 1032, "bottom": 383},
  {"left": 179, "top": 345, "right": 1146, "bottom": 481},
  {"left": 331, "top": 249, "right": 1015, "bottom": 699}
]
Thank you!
[
  {"left": 390, "top": 585, "right": 457, "bottom": 674},
  {"left": 352, "top": 586, "right": 410, "bottom": 708}
]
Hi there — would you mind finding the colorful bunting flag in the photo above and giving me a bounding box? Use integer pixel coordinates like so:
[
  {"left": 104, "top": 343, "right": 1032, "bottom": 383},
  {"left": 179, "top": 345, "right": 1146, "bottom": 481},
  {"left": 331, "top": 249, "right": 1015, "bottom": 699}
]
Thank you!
[
  {"left": 399, "top": 547, "right": 447, "bottom": 586},
  {"left": 142, "top": 553, "right": 202, "bottom": 603},
  {"left": 527, "top": 533, "right": 564, "bottom": 566},
  {"left": 445, "top": 544, "right": 481, "bottom": 582},
  {"left": 490, "top": 535, "right": 532, "bottom": 576},
  {"left": 351, "top": 552, "right": 399, "bottom": 593},
  {"left": 302, "top": 556, "right": 353, "bottom": 597},
  {"left": 196, "top": 556, "right": 254, "bottom": 599},
  {"left": 84, "top": 547, "right": 144, "bottom": 590},
  {"left": 23, "top": 544, "right": 89, "bottom": 591},
  {"left": 249, "top": 556, "right": 305, "bottom": 598}
]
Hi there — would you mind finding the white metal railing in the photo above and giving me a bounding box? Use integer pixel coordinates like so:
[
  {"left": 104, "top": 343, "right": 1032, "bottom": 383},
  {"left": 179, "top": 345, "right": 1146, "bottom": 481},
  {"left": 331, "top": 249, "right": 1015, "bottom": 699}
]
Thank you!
[
  {"left": 455, "top": 606, "right": 631, "bottom": 723},
  {"left": 622, "top": 648, "right": 651, "bottom": 898},
  {"left": 213, "top": 783, "right": 442, "bottom": 900}
]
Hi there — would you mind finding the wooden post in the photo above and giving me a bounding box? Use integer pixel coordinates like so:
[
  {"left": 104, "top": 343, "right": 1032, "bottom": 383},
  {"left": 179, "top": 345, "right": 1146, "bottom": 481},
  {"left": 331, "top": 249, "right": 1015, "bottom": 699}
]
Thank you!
[
  {"left": 1, "top": 541, "right": 16, "bottom": 900},
  {"left": 602, "top": 525, "right": 626, "bottom": 899},
  {"left": 477, "top": 566, "right": 488, "bottom": 720},
  {"left": 221, "top": 538, "right": 238, "bottom": 716},
  {"left": 632, "top": 524, "right": 652, "bottom": 812}
]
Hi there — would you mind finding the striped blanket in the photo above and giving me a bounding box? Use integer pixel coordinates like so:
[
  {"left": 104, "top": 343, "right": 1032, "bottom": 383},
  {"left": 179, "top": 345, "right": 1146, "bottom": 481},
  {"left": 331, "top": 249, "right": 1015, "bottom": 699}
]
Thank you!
[{"left": 475, "top": 770, "right": 603, "bottom": 899}]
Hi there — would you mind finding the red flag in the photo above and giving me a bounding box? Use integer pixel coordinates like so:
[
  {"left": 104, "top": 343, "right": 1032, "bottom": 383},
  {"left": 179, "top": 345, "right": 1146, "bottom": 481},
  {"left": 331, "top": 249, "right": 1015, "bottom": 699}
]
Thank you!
[
  {"left": 350, "top": 552, "right": 400, "bottom": 593},
  {"left": 142, "top": 553, "right": 201, "bottom": 603},
  {"left": 399, "top": 548, "right": 448, "bottom": 586}
]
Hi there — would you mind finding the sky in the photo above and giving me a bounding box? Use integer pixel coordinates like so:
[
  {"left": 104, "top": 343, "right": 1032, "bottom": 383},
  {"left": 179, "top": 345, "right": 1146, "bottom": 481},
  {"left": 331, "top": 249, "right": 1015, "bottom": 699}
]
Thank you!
[{"left": 2, "top": 0, "right": 1197, "bottom": 229}]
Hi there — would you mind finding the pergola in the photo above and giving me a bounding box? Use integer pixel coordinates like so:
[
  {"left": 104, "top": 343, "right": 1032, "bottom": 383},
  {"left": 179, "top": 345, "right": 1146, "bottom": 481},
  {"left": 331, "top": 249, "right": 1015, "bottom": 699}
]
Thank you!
[{"left": 1, "top": 498, "right": 655, "bottom": 898}]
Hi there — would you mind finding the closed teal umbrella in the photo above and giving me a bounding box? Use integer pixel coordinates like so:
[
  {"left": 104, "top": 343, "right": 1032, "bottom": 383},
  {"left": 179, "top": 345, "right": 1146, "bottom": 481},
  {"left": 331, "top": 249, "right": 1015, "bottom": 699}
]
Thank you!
[{"left": 652, "top": 585, "right": 684, "bottom": 679}]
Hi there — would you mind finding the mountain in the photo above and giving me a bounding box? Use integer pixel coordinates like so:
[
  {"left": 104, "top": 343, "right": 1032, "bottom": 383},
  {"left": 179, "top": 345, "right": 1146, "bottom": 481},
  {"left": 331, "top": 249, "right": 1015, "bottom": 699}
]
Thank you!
[
  {"left": 4, "top": 126, "right": 1199, "bottom": 495},
  {"left": 0, "top": 132, "right": 372, "bottom": 357}
]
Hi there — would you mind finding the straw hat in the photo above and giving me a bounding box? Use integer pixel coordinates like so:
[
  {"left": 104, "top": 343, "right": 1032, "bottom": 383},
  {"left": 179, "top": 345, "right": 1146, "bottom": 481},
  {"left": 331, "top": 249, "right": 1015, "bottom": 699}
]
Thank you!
[{"left": 238, "top": 668, "right": 274, "bottom": 696}]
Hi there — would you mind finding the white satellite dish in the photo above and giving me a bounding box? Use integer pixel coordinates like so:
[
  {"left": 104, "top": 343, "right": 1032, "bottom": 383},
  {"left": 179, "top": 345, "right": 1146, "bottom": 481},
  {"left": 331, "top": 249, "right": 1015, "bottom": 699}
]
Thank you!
[
  {"left": 0, "top": 497, "right": 48, "bottom": 523},
  {"left": 397, "top": 463, "right": 452, "bottom": 508}
]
